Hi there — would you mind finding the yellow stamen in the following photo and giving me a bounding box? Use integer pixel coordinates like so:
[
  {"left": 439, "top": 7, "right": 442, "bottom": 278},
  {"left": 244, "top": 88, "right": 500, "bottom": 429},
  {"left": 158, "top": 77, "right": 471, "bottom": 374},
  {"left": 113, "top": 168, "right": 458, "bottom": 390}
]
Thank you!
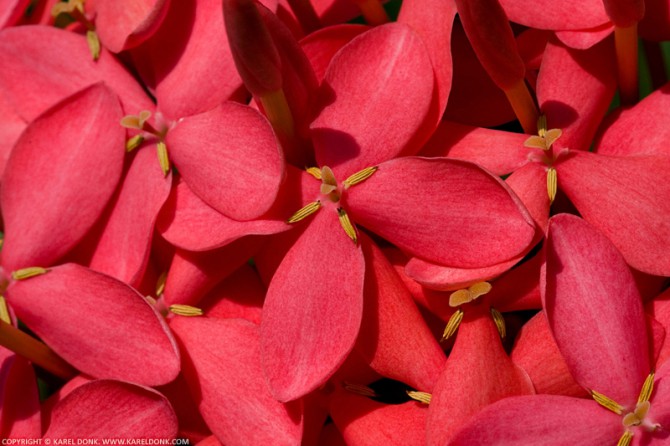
[
  {"left": 547, "top": 167, "right": 557, "bottom": 204},
  {"left": 287, "top": 201, "right": 321, "bottom": 223},
  {"left": 156, "top": 141, "right": 170, "bottom": 177},
  {"left": 86, "top": 30, "right": 100, "bottom": 61},
  {"left": 126, "top": 135, "right": 144, "bottom": 152},
  {"left": 442, "top": 309, "right": 464, "bottom": 341},
  {"left": 343, "top": 166, "right": 378, "bottom": 189},
  {"left": 343, "top": 382, "right": 377, "bottom": 398},
  {"left": 12, "top": 267, "right": 49, "bottom": 281},
  {"left": 490, "top": 307, "right": 506, "bottom": 339},
  {"left": 0, "top": 297, "right": 10, "bottom": 324},
  {"left": 320, "top": 166, "right": 338, "bottom": 195},
  {"left": 337, "top": 208, "right": 357, "bottom": 244},
  {"left": 637, "top": 372, "right": 655, "bottom": 404},
  {"left": 524, "top": 115, "right": 562, "bottom": 151},
  {"left": 155, "top": 271, "right": 168, "bottom": 297},
  {"left": 259, "top": 89, "right": 295, "bottom": 139},
  {"left": 406, "top": 390, "right": 431, "bottom": 404},
  {"left": 448, "top": 282, "right": 492, "bottom": 307},
  {"left": 51, "top": 0, "right": 85, "bottom": 17},
  {"left": 306, "top": 167, "right": 322, "bottom": 180},
  {"left": 169, "top": 304, "right": 204, "bottom": 317},
  {"left": 121, "top": 110, "right": 152, "bottom": 130},
  {"left": 617, "top": 430, "right": 633, "bottom": 446},
  {"left": 590, "top": 389, "right": 624, "bottom": 415}
]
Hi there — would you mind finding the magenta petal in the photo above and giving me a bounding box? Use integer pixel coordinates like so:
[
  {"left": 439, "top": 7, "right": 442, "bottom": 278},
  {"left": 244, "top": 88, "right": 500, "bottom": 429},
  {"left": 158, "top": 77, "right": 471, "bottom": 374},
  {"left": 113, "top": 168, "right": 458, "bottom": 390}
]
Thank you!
[
  {"left": 544, "top": 214, "right": 649, "bottom": 405},
  {"left": 449, "top": 395, "right": 621, "bottom": 446},
  {"left": 311, "top": 23, "right": 436, "bottom": 175},
  {"left": 538, "top": 37, "right": 616, "bottom": 152},
  {"left": 261, "top": 209, "right": 365, "bottom": 401},
  {"left": 346, "top": 157, "right": 536, "bottom": 268},
  {"left": 94, "top": 0, "right": 170, "bottom": 52},
  {"left": 300, "top": 24, "right": 368, "bottom": 83},
  {"left": 427, "top": 316, "right": 534, "bottom": 445},
  {"left": 554, "top": 24, "right": 614, "bottom": 49},
  {"left": 7, "top": 264, "right": 180, "bottom": 386},
  {"left": 357, "top": 236, "right": 446, "bottom": 392},
  {"left": 505, "top": 162, "right": 550, "bottom": 232},
  {"left": 558, "top": 151, "right": 670, "bottom": 275},
  {"left": 498, "top": 0, "right": 608, "bottom": 30},
  {"left": 1, "top": 84, "right": 125, "bottom": 271},
  {"left": 43, "top": 380, "right": 178, "bottom": 439},
  {"left": 172, "top": 317, "right": 303, "bottom": 445},
  {"left": 157, "top": 179, "right": 289, "bottom": 251},
  {"left": 0, "top": 26, "right": 153, "bottom": 121},
  {"left": 88, "top": 145, "right": 172, "bottom": 285},
  {"left": 167, "top": 102, "right": 284, "bottom": 221}
]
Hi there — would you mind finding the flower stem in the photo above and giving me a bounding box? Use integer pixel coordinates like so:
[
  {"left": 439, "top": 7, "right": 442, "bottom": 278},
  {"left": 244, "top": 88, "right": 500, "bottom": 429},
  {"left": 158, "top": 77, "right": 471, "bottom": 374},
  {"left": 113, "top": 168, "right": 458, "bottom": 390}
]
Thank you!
[
  {"left": 0, "top": 321, "right": 77, "bottom": 380},
  {"left": 614, "top": 24, "right": 639, "bottom": 105}
]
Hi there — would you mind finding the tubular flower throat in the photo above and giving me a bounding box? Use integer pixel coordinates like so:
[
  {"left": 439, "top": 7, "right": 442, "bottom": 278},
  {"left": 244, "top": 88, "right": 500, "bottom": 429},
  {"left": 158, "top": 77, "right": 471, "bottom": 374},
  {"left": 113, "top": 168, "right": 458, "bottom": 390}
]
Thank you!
[
  {"left": 590, "top": 372, "right": 661, "bottom": 445},
  {"left": 287, "top": 165, "right": 378, "bottom": 244}
]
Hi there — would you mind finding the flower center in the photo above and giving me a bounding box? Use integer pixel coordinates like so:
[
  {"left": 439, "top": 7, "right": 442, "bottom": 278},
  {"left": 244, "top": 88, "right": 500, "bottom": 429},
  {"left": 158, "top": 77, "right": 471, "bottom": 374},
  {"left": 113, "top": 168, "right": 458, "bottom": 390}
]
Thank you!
[
  {"left": 523, "top": 115, "right": 568, "bottom": 203},
  {"left": 121, "top": 111, "right": 172, "bottom": 177},
  {"left": 441, "top": 282, "right": 506, "bottom": 340}
]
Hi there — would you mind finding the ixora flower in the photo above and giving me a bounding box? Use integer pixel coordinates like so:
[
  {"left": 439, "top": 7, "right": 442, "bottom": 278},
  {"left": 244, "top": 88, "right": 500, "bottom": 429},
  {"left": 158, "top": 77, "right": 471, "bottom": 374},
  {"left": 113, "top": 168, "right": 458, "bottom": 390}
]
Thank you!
[{"left": 449, "top": 214, "right": 670, "bottom": 446}]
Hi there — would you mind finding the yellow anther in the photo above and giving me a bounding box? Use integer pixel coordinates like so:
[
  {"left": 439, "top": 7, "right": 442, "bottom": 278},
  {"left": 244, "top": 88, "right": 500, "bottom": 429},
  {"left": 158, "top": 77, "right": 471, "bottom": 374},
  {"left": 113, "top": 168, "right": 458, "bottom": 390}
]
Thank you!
[
  {"left": 343, "top": 382, "right": 377, "bottom": 398},
  {"left": 406, "top": 390, "right": 432, "bottom": 404},
  {"left": 448, "top": 282, "right": 492, "bottom": 307},
  {"left": 156, "top": 141, "right": 170, "bottom": 177},
  {"left": 320, "top": 166, "right": 338, "bottom": 195},
  {"left": 547, "top": 167, "right": 558, "bottom": 204},
  {"left": 617, "top": 430, "right": 633, "bottom": 446},
  {"left": 121, "top": 111, "right": 152, "bottom": 130},
  {"left": 169, "top": 304, "right": 204, "bottom": 317},
  {"left": 590, "top": 389, "right": 624, "bottom": 415},
  {"left": 12, "top": 267, "right": 49, "bottom": 281},
  {"left": 524, "top": 115, "right": 562, "bottom": 151},
  {"left": 86, "top": 30, "right": 100, "bottom": 61},
  {"left": 442, "top": 309, "right": 464, "bottom": 341},
  {"left": 306, "top": 167, "right": 322, "bottom": 180},
  {"left": 537, "top": 115, "right": 548, "bottom": 137},
  {"left": 337, "top": 208, "right": 357, "bottom": 244},
  {"left": 287, "top": 201, "right": 321, "bottom": 224},
  {"left": 343, "top": 166, "right": 378, "bottom": 189},
  {"left": 126, "top": 135, "right": 144, "bottom": 152},
  {"left": 637, "top": 372, "right": 655, "bottom": 404},
  {"left": 490, "top": 307, "right": 506, "bottom": 339},
  {"left": 0, "top": 297, "right": 10, "bottom": 324},
  {"left": 155, "top": 271, "right": 168, "bottom": 297}
]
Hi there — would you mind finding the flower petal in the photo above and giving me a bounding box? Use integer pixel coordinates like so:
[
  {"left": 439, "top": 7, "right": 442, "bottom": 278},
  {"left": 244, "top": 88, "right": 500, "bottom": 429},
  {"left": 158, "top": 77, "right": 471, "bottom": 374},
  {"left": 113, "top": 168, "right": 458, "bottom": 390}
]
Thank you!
[
  {"left": 43, "top": 380, "right": 178, "bottom": 439},
  {"left": 300, "top": 24, "right": 368, "bottom": 83},
  {"left": 544, "top": 214, "right": 649, "bottom": 404},
  {"left": 167, "top": 102, "right": 284, "bottom": 221},
  {"left": 7, "top": 264, "right": 181, "bottom": 386},
  {"left": 261, "top": 208, "right": 365, "bottom": 401},
  {"left": 311, "top": 23, "right": 436, "bottom": 176},
  {"left": 498, "top": 0, "right": 608, "bottom": 30},
  {"left": 346, "top": 157, "right": 536, "bottom": 269},
  {"left": 171, "top": 317, "right": 303, "bottom": 445},
  {"left": 0, "top": 353, "right": 41, "bottom": 439},
  {"left": 94, "top": 0, "right": 170, "bottom": 52},
  {"left": 1, "top": 83, "right": 125, "bottom": 271}
]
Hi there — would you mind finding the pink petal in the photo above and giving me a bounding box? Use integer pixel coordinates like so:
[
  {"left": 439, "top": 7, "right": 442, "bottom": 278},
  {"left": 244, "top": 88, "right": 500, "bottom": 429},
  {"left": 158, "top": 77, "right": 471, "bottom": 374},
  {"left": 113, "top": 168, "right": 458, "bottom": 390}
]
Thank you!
[
  {"left": 171, "top": 317, "right": 303, "bottom": 445},
  {"left": 557, "top": 151, "right": 670, "bottom": 275},
  {"left": 311, "top": 23, "right": 436, "bottom": 176},
  {"left": 261, "top": 208, "right": 365, "bottom": 401},
  {"left": 498, "top": 0, "right": 608, "bottom": 30},
  {"left": 0, "top": 26, "right": 153, "bottom": 121},
  {"left": 449, "top": 395, "right": 621, "bottom": 445},
  {"left": 167, "top": 102, "right": 284, "bottom": 221},
  {"left": 1, "top": 83, "right": 125, "bottom": 272},
  {"left": 0, "top": 353, "right": 41, "bottom": 439},
  {"left": 199, "top": 263, "right": 265, "bottom": 325},
  {"left": 87, "top": 145, "right": 172, "bottom": 286},
  {"left": 357, "top": 236, "right": 446, "bottom": 392},
  {"left": 156, "top": 374, "right": 211, "bottom": 443},
  {"left": 511, "top": 312, "right": 587, "bottom": 397},
  {"left": 0, "top": 93, "right": 26, "bottom": 182},
  {"left": 544, "top": 214, "right": 649, "bottom": 405},
  {"left": 346, "top": 157, "right": 536, "bottom": 269},
  {"left": 7, "top": 264, "right": 181, "bottom": 386},
  {"left": 163, "top": 237, "right": 264, "bottom": 306},
  {"left": 538, "top": 37, "right": 616, "bottom": 152},
  {"left": 639, "top": 0, "right": 670, "bottom": 41},
  {"left": 0, "top": 0, "right": 30, "bottom": 28},
  {"left": 505, "top": 162, "right": 550, "bottom": 232},
  {"left": 489, "top": 251, "right": 543, "bottom": 312},
  {"left": 94, "top": 0, "right": 170, "bottom": 52},
  {"left": 555, "top": 24, "right": 614, "bottom": 49},
  {"left": 594, "top": 82, "right": 670, "bottom": 157},
  {"left": 300, "top": 24, "right": 368, "bottom": 83},
  {"left": 330, "top": 391, "right": 428, "bottom": 446},
  {"left": 157, "top": 179, "right": 288, "bottom": 251},
  {"left": 398, "top": 0, "right": 456, "bottom": 115},
  {"left": 44, "top": 380, "right": 178, "bottom": 439},
  {"left": 420, "top": 121, "right": 529, "bottom": 176},
  {"left": 427, "top": 315, "right": 534, "bottom": 445}
]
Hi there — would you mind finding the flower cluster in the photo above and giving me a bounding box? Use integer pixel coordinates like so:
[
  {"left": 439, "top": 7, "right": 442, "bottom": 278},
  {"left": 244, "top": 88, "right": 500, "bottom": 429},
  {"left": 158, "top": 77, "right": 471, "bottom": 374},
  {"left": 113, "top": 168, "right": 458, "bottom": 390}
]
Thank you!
[{"left": 1, "top": 0, "right": 669, "bottom": 444}]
